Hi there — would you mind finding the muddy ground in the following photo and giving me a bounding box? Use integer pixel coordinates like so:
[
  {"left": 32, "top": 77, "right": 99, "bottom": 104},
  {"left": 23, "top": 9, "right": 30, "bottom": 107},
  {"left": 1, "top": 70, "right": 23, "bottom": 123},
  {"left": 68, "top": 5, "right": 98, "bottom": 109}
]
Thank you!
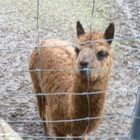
[{"left": 0, "top": 0, "right": 140, "bottom": 140}]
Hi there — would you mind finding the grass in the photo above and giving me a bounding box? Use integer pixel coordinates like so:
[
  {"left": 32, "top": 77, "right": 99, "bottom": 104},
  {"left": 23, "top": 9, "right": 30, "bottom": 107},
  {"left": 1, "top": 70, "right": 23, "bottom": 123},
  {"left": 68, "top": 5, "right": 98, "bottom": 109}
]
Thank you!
[{"left": 0, "top": 0, "right": 113, "bottom": 41}]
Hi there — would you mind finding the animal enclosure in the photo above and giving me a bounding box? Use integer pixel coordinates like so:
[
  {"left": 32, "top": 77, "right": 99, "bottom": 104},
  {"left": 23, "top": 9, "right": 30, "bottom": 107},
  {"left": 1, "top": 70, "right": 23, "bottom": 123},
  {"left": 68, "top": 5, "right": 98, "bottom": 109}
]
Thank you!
[{"left": 0, "top": 0, "right": 140, "bottom": 140}]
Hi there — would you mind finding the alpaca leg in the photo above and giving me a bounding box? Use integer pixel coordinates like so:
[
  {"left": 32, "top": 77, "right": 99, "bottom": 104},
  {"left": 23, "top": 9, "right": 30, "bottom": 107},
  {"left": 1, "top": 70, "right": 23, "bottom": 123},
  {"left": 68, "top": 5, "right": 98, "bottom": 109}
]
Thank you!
[
  {"left": 32, "top": 83, "right": 42, "bottom": 117},
  {"left": 54, "top": 130, "right": 66, "bottom": 140},
  {"left": 36, "top": 96, "right": 50, "bottom": 136},
  {"left": 33, "top": 84, "right": 44, "bottom": 121},
  {"left": 33, "top": 85, "right": 50, "bottom": 136},
  {"left": 36, "top": 96, "right": 44, "bottom": 118}
]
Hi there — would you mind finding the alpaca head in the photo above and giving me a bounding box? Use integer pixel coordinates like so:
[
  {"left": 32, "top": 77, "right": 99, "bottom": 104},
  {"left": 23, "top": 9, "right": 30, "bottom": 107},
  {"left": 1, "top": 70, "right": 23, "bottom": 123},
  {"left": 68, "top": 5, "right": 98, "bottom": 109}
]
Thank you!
[{"left": 75, "top": 21, "right": 115, "bottom": 82}]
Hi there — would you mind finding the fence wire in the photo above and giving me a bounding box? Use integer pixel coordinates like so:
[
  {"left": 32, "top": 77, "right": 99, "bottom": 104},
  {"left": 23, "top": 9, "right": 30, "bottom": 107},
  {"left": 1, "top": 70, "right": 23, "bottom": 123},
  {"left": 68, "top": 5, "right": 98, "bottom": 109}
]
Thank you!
[
  {"left": 0, "top": 133, "right": 129, "bottom": 139},
  {"left": 2, "top": 112, "right": 140, "bottom": 124},
  {"left": 0, "top": 36, "right": 140, "bottom": 51},
  {"left": 0, "top": 0, "right": 140, "bottom": 139}
]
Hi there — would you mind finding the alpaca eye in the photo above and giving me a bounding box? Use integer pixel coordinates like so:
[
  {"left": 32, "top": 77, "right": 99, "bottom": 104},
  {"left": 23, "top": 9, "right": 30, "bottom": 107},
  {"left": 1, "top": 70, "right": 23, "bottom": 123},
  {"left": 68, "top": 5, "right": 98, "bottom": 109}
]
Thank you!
[
  {"left": 97, "top": 51, "right": 108, "bottom": 61},
  {"left": 75, "top": 47, "right": 80, "bottom": 55}
]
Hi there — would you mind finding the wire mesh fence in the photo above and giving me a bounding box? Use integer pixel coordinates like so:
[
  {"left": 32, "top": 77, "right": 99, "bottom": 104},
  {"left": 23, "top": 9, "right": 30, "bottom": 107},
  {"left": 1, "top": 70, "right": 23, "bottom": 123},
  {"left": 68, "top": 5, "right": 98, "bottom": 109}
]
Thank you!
[{"left": 0, "top": 0, "right": 140, "bottom": 139}]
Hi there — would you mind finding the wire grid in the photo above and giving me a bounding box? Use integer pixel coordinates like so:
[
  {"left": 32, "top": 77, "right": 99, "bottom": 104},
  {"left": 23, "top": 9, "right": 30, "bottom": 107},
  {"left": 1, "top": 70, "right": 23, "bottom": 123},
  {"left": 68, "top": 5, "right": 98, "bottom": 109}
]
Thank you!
[
  {"left": 0, "top": 36, "right": 140, "bottom": 51},
  {"left": 0, "top": 0, "right": 140, "bottom": 139}
]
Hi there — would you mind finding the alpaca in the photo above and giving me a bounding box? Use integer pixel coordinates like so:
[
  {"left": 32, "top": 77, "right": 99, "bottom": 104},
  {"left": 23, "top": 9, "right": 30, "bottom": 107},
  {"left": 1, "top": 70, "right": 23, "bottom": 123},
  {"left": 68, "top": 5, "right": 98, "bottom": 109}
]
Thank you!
[{"left": 29, "top": 21, "right": 115, "bottom": 140}]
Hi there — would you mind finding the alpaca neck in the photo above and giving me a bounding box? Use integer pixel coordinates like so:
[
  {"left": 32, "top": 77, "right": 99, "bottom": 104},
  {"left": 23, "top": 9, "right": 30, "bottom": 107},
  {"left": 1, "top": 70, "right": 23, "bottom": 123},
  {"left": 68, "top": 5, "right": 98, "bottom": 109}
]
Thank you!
[
  {"left": 70, "top": 75, "right": 108, "bottom": 119},
  {"left": 73, "top": 75, "right": 108, "bottom": 93},
  {"left": 73, "top": 78, "right": 89, "bottom": 93}
]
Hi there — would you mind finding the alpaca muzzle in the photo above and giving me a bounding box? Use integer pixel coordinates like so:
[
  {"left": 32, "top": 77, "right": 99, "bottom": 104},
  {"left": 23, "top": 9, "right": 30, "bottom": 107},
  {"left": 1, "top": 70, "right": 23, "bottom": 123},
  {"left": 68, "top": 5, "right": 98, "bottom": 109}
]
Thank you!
[{"left": 78, "top": 61, "right": 91, "bottom": 76}]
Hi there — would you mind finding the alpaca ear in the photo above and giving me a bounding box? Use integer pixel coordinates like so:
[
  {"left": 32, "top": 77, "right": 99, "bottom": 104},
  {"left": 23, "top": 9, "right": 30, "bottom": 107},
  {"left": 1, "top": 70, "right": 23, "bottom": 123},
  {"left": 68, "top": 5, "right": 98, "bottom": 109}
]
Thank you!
[
  {"left": 104, "top": 23, "right": 115, "bottom": 44},
  {"left": 76, "top": 21, "right": 85, "bottom": 37}
]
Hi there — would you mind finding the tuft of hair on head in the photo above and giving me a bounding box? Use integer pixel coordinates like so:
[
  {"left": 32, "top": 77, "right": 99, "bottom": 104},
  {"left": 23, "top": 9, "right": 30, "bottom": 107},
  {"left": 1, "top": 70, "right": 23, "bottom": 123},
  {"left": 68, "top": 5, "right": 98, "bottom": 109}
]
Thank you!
[
  {"left": 76, "top": 21, "right": 85, "bottom": 37},
  {"left": 104, "top": 23, "right": 115, "bottom": 44}
]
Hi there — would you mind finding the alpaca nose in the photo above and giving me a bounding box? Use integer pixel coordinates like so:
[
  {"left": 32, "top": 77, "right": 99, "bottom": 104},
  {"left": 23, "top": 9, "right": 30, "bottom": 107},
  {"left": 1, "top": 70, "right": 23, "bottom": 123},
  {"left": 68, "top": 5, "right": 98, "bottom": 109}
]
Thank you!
[{"left": 79, "top": 61, "right": 89, "bottom": 69}]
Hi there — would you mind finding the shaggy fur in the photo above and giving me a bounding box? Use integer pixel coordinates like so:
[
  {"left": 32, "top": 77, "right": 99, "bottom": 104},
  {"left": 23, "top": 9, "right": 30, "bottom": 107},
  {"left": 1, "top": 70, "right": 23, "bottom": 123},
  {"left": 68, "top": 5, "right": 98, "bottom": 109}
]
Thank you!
[{"left": 29, "top": 22, "right": 115, "bottom": 140}]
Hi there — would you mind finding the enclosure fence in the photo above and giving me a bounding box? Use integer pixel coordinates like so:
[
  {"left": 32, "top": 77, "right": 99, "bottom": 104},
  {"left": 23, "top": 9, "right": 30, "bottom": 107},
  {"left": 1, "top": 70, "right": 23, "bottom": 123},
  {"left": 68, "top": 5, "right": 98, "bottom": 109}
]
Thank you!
[{"left": 0, "top": 0, "right": 140, "bottom": 139}]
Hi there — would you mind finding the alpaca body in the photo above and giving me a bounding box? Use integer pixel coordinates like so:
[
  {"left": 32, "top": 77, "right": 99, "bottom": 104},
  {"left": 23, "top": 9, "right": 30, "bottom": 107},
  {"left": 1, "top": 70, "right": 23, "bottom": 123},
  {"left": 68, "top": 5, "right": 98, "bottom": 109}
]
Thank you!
[
  {"left": 29, "top": 39, "right": 107, "bottom": 137},
  {"left": 29, "top": 22, "right": 115, "bottom": 139}
]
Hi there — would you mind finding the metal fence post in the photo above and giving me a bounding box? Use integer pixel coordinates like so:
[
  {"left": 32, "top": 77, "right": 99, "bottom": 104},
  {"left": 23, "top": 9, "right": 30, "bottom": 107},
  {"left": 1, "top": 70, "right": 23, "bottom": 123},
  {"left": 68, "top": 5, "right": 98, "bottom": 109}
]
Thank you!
[{"left": 130, "top": 86, "right": 140, "bottom": 140}]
